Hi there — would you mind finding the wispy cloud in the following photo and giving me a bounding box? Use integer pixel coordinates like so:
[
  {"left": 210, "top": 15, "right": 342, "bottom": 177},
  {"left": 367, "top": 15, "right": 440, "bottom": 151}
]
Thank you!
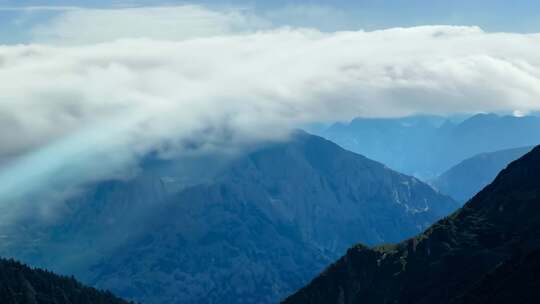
[
  {"left": 13, "top": 4, "right": 357, "bottom": 44},
  {"left": 30, "top": 5, "right": 270, "bottom": 44},
  {"left": 1, "top": 4, "right": 540, "bottom": 228},
  {"left": 0, "top": 6, "right": 84, "bottom": 11}
]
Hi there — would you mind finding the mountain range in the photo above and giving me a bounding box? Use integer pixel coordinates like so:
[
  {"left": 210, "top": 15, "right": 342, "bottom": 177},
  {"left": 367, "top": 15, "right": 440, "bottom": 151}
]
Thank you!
[
  {"left": 319, "top": 113, "right": 540, "bottom": 179},
  {"left": 1, "top": 132, "right": 458, "bottom": 304},
  {"left": 284, "top": 145, "right": 540, "bottom": 304},
  {"left": 431, "top": 146, "right": 533, "bottom": 202}
]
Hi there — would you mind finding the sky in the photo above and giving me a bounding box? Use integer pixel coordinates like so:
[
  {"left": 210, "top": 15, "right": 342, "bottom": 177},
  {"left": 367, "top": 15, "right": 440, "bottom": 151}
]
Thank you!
[
  {"left": 1, "top": 1, "right": 540, "bottom": 229},
  {"left": 1, "top": 0, "right": 540, "bottom": 44}
]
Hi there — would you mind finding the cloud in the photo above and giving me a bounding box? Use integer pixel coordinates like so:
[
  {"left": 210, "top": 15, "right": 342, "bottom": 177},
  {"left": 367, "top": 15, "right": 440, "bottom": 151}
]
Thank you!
[
  {"left": 1, "top": 6, "right": 540, "bottom": 228},
  {"left": 22, "top": 4, "right": 363, "bottom": 44},
  {"left": 0, "top": 6, "right": 83, "bottom": 12},
  {"left": 30, "top": 5, "right": 270, "bottom": 44}
]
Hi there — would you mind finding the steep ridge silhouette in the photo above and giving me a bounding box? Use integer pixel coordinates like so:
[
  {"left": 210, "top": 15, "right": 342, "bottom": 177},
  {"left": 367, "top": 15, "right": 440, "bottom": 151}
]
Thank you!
[
  {"left": 0, "top": 258, "right": 129, "bottom": 304},
  {"left": 284, "top": 145, "right": 540, "bottom": 304}
]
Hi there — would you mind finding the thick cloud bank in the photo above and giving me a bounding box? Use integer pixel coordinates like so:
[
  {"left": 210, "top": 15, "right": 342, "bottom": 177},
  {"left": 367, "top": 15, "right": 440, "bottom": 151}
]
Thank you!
[{"left": 1, "top": 23, "right": 540, "bottom": 227}]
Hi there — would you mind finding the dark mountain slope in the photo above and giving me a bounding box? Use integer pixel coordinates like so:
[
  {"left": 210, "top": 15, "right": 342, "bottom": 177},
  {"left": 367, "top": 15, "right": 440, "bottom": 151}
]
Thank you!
[
  {"left": 5, "top": 132, "right": 457, "bottom": 304},
  {"left": 450, "top": 248, "right": 540, "bottom": 304},
  {"left": 0, "top": 258, "right": 129, "bottom": 304},
  {"left": 431, "top": 146, "right": 533, "bottom": 202},
  {"left": 283, "top": 145, "right": 540, "bottom": 304}
]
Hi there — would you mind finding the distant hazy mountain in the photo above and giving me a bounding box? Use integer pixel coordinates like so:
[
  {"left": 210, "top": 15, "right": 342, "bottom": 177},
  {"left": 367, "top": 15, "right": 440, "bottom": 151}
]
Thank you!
[
  {"left": 320, "top": 115, "right": 447, "bottom": 178},
  {"left": 3, "top": 132, "right": 457, "bottom": 304},
  {"left": 431, "top": 146, "right": 533, "bottom": 202},
  {"left": 0, "top": 258, "right": 128, "bottom": 304},
  {"left": 319, "top": 113, "right": 540, "bottom": 179},
  {"left": 283, "top": 146, "right": 540, "bottom": 304}
]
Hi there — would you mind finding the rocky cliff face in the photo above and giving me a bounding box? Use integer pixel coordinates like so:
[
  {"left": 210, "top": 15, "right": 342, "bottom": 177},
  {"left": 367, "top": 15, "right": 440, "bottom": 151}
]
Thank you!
[
  {"left": 3, "top": 132, "right": 458, "bottom": 304},
  {"left": 283, "top": 145, "right": 540, "bottom": 304}
]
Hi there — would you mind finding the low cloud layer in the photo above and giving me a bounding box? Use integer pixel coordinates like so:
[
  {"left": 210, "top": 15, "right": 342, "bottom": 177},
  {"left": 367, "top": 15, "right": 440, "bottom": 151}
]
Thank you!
[{"left": 1, "top": 5, "right": 540, "bottom": 228}]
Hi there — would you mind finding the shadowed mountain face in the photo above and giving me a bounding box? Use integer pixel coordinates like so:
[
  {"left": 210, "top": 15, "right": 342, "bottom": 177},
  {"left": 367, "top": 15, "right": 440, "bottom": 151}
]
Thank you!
[
  {"left": 0, "top": 258, "right": 129, "bottom": 304},
  {"left": 283, "top": 145, "right": 540, "bottom": 304},
  {"left": 319, "top": 114, "right": 540, "bottom": 179},
  {"left": 431, "top": 146, "right": 533, "bottom": 202},
  {"left": 2, "top": 132, "right": 457, "bottom": 304}
]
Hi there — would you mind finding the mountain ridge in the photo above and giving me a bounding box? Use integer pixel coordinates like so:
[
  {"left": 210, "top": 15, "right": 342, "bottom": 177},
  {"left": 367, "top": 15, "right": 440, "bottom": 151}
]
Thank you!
[
  {"left": 2, "top": 132, "right": 458, "bottom": 304},
  {"left": 283, "top": 145, "right": 540, "bottom": 304},
  {"left": 319, "top": 113, "right": 540, "bottom": 179},
  {"left": 0, "top": 257, "right": 129, "bottom": 304},
  {"left": 431, "top": 146, "right": 534, "bottom": 202}
]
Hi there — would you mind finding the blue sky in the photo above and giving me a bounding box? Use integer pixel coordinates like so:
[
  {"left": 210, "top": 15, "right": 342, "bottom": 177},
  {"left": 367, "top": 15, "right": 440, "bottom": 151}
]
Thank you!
[{"left": 1, "top": 0, "right": 540, "bottom": 44}]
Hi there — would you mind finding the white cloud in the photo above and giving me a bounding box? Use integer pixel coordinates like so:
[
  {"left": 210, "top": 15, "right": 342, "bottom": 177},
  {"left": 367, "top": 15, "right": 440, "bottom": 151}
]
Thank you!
[
  {"left": 1, "top": 5, "right": 540, "bottom": 227},
  {"left": 30, "top": 5, "right": 270, "bottom": 44},
  {"left": 0, "top": 6, "right": 83, "bottom": 11}
]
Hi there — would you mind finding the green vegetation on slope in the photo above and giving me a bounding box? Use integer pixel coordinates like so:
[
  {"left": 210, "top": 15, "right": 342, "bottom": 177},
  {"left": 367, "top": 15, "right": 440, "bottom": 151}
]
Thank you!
[
  {"left": 0, "top": 258, "right": 130, "bottom": 304},
  {"left": 284, "top": 145, "right": 540, "bottom": 304}
]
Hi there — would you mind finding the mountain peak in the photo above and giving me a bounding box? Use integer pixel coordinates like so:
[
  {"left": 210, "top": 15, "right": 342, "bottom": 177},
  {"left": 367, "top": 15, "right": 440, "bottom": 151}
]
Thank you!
[
  {"left": 284, "top": 144, "right": 540, "bottom": 304},
  {"left": 431, "top": 146, "right": 534, "bottom": 202},
  {"left": 6, "top": 132, "right": 457, "bottom": 304}
]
